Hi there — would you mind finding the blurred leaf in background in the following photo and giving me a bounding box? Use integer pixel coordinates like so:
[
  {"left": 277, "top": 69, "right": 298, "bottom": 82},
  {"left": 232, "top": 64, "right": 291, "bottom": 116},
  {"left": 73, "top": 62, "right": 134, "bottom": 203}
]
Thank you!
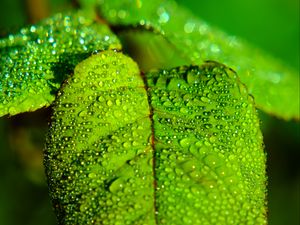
[
  {"left": 0, "top": 0, "right": 299, "bottom": 225},
  {"left": 177, "top": 0, "right": 299, "bottom": 70},
  {"left": 0, "top": 110, "right": 57, "bottom": 225},
  {"left": 0, "top": 0, "right": 26, "bottom": 35}
]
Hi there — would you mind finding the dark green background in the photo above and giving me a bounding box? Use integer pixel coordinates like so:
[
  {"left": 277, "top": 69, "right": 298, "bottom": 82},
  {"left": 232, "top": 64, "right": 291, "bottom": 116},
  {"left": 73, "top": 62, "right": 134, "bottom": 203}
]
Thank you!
[{"left": 0, "top": 0, "right": 299, "bottom": 224}]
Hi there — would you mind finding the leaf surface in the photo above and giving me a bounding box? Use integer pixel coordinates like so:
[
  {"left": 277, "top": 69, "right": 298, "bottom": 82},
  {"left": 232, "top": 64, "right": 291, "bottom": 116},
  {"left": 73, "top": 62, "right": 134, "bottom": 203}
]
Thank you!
[
  {"left": 0, "top": 12, "right": 121, "bottom": 117},
  {"left": 45, "top": 51, "right": 266, "bottom": 224},
  {"left": 97, "top": 0, "right": 299, "bottom": 120}
]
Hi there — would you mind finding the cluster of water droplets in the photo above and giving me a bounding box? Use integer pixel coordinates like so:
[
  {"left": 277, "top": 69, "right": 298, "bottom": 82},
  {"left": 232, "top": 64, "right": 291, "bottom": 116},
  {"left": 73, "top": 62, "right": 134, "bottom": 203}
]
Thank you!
[
  {"left": 146, "top": 62, "right": 266, "bottom": 224},
  {"left": 45, "top": 51, "right": 157, "bottom": 224},
  {"left": 0, "top": 11, "right": 121, "bottom": 117}
]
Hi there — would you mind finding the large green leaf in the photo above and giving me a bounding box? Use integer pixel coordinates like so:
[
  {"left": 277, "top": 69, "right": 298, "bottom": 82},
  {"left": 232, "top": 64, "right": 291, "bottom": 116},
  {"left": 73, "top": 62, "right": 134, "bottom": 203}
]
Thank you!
[
  {"left": 0, "top": 11, "right": 121, "bottom": 117},
  {"left": 45, "top": 51, "right": 266, "bottom": 224},
  {"left": 96, "top": 0, "right": 299, "bottom": 120}
]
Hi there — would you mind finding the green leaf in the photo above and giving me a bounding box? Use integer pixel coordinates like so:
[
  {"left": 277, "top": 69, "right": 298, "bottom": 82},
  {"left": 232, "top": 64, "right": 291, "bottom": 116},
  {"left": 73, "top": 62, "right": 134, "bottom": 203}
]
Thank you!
[
  {"left": 97, "top": 0, "right": 299, "bottom": 120},
  {"left": 0, "top": 11, "right": 121, "bottom": 117},
  {"left": 45, "top": 51, "right": 266, "bottom": 224}
]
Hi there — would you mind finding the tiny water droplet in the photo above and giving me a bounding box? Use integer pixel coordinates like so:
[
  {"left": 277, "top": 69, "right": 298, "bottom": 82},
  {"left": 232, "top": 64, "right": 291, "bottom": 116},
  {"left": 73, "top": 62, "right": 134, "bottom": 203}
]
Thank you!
[
  {"left": 179, "top": 137, "right": 194, "bottom": 148},
  {"left": 109, "top": 178, "right": 124, "bottom": 193}
]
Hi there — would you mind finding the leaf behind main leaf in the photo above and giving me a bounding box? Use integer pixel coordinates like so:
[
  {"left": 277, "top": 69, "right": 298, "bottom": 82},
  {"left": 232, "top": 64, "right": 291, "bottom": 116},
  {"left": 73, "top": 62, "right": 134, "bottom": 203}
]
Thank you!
[
  {"left": 0, "top": 11, "right": 121, "bottom": 117},
  {"left": 45, "top": 51, "right": 266, "bottom": 224},
  {"left": 96, "top": 0, "right": 299, "bottom": 120}
]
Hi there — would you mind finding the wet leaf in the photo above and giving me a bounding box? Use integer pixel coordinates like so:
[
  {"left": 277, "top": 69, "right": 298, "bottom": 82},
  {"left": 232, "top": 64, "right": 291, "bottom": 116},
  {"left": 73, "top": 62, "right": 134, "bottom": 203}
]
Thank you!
[
  {"left": 0, "top": 11, "right": 121, "bottom": 117},
  {"left": 97, "top": 0, "right": 299, "bottom": 120},
  {"left": 45, "top": 51, "right": 266, "bottom": 224}
]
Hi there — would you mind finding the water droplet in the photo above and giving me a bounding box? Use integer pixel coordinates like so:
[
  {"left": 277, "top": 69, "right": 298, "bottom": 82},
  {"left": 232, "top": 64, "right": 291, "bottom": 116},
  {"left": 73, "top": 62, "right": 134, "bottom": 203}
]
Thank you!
[
  {"left": 184, "top": 21, "right": 196, "bottom": 33},
  {"left": 200, "top": 96, "right": 210, "bottom": 103},
  {"left": 203, "top": 154, "right": 223, "bottom": 168},
  {"left": 109, "top": 178, "right": 124, "bottom": 193},
  {"left": 180, "top": 107, "right": 188, "bottom": 114},
  {"left": 106, "top": 100, "right": 113, "bottom": 107},
  {"left": 88, "top": 173, "right": 96, "bottom": 178},
  {"left": 97, "top": 96, "right": 105, "bottom": 102},
  {"left": 78, "top": 110, "right": 87, "bottom": 117},
  {"left": 179, "top": 137, "right": 195, "bottom": 148},
  {"left": 157, "top": 7, "right": 170, "bottom": 24}
]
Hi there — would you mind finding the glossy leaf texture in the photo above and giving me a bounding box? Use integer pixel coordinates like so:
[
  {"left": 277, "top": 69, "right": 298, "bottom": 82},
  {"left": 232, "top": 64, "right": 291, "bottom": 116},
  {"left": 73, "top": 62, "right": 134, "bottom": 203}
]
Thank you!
[
  {"left": 96, "top": 0, "right": 299, "bottom": 120},
  {"left": 0, "top": 11, "right": 121, "bottom": 117},
  {"left": 45, "top": 51, "right": 267, "bottom": 224}
]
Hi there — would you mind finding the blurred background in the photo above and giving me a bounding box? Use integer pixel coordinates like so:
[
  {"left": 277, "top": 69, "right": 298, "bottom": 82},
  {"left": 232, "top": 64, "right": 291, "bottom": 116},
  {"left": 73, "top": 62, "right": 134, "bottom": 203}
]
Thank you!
[{"left": 0, "top": 0, "right": 299, "bottom": 224}]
